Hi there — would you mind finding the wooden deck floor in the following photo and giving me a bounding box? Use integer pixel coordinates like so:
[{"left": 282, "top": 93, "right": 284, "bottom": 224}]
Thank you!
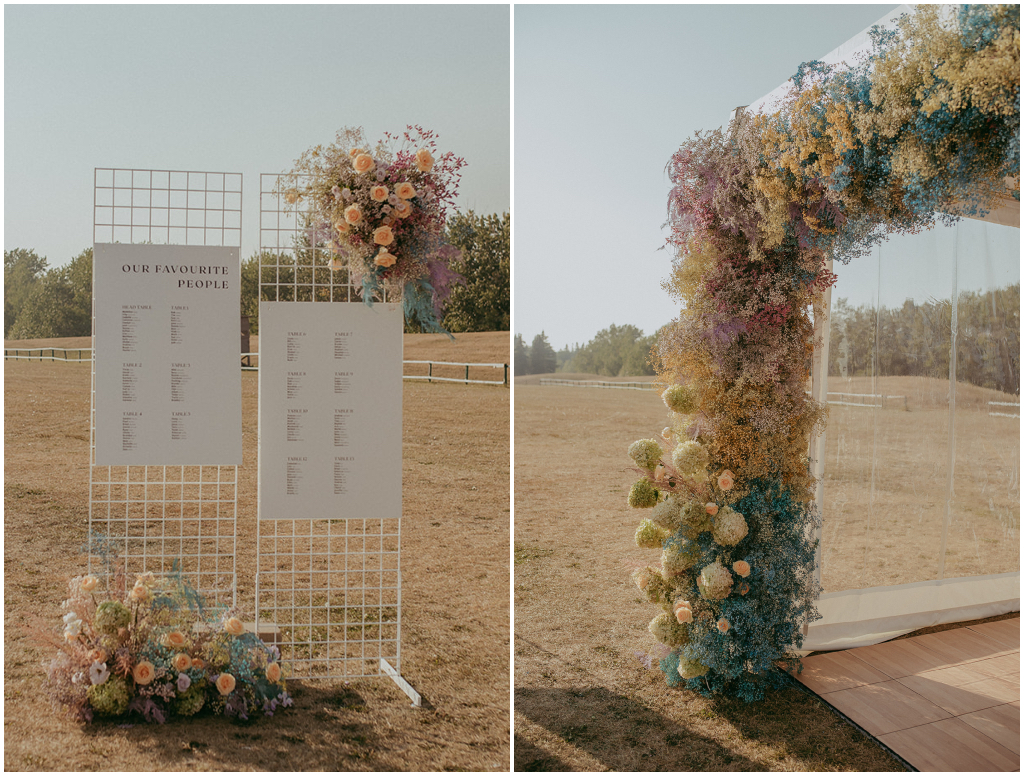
[{"left": 795, "top": 617, "right": 1019, "bottom": 772}]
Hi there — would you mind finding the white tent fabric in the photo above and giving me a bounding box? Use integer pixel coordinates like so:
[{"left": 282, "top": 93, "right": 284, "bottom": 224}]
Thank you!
[{"left": 735, "top": 4, "right": 1020, "bottom": 652}]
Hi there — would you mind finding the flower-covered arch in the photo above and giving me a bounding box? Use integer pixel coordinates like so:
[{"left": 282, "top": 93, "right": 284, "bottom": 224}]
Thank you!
[{"left": 628, "top": 5, "right": 1019, "bottom": 701}]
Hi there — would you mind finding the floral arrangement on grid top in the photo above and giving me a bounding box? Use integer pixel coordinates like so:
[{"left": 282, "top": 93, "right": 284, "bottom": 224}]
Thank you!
[
  {"left": 41, "top": 546, "right": 290, "bottom": 724},
  {"left": 281, "top": 125, "right": 467, "bottom": 335}
]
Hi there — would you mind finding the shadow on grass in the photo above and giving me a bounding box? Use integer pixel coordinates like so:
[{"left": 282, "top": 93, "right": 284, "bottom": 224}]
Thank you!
[
  {"left": 515, "top": 686, "right": 762, "bottom": 771},
  {"left": 516, "top": 682, "right": 904, "bottom": 772}
]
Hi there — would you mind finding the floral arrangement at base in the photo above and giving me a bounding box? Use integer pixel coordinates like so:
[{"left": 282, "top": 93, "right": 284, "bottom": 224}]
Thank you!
[
  {"left": 629, "top": 4, "right": 1018, "bottom": 702},
  {"left": 280, "top": 125, "right": 467, "bottom": 335},
  {"left": 41, "top": 544, "right": 289, "bottom": 724}
]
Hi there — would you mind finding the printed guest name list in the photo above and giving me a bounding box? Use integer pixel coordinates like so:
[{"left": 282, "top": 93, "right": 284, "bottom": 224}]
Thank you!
[
  {"left": 93, "top": 244, "right": 242, "bottom": 465},
  {"left": 258, "top": 302, "right": 402, "bottom": 520}
]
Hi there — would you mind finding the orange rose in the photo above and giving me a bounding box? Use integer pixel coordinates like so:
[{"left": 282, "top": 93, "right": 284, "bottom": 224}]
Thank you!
[
  {"left": 394, "top": 182, "right": 417, "bottom": 200},
  {"left": 266, "top": 662, "right": 282, "bottom": 683},
  {"left": 133, "top": 660, "right": 156, "bottom": 685},
  {"left": 216, "top": 673, "right": 236, "bottom": 695},
  {"left": 732, "top": 560, "right": 751, "bottom": 578},
  {"left": 415, "top": 148, "right": 434, "bottom": 172},
  {"left": 372, "top": 226, "right": 394, "bottom": 246},
  {"left": 352, "top": 154, "right": 374, "bottom": 174},
  {"left": 344, "top": 204, "right": 363, "bottom": 225},
  {"left": 370, "top": 185, "right": 389, "bottom": 202},
  {"left": 705, "top": 503, "right": 719, "bottom": 516},
  {"left": 717, "top": 618, "right": 731, "bottom": 634},
  {"left": 394, "top": 200, "right": 412, "bottom": 218},
  {"left": 192, "top": 657, "right": 205, "bottom": 670},
  {"left": 334, "top": 220, "right": 350, "bottom": 234},
  {"left": 90, "top": 648, "right": 107, "bottom": 664},
  {"left": 173, "top": 653, "right": 192, "bottom": 672},
  {"left": 374, "top": 250, "right": 397, "bottom": 268},
  {"left": 224, "top": 617, "right": 244, "bottom": 637},
  {"left": 161, "top": 631, "right": 187, "bottom": 649}
]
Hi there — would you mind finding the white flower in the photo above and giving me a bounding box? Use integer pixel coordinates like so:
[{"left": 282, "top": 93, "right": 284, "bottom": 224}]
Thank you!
[
  {"left": 89, "top": 661, "right": 110, "bottom": 686},
  {"left": 712, "top": 507, "right": 748, "bottom": 547}
]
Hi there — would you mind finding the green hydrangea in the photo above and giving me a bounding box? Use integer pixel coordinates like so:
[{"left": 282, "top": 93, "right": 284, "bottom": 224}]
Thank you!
[
  {"left": 712, "top": 506, "right": 749, "bottom": 547},
  {"left": 87, "top": 676, "right": 130, "bottom": 716},
  {"left": 627, "top": 479, "right": 659, "bottom": 509},
  {"left": 94, "top": 600, "right": 130, "bottom": 635},
  {"left": 677, "top": 655, "right": 710, "bottom": 679},
  {"left": 661, "top": 538, "right": 701, "bottom": 577},
  {"left": 634, "top": 519, "right": 667, "bottom": 549},
  {"left": 679, "top": 500, "right": 711, "bottom": 533},
  {"left": 648, "top": 612, "right": 691, "bottom": 647},
  {"left": 651, "top": 496, "right": 683, "bottom": 530},
  {"left": 628, "top": 438, "right": 663, "bottom": 470},
  {"left": 697, "top": 560, "right": 733, "bottom": 601},
  {"left": 631, "top": 565, "right": 671, "bottom": 604},
  {"left": 672, "top": 440, "right": 709, "bottom": 475},
  {"left": 173, "top": 682, "right": 206, "bottom": 716},
  {"left": 662, "top": 384, "right": 698, "bottom": 414}
]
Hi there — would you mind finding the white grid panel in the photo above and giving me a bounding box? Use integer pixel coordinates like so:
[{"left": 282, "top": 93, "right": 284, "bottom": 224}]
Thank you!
[
  {"left": 89, "top": 168, "right": 241, "bottom": 606},
  {"left": 256, "top": 174, "right": 402, "bottom": 680}
]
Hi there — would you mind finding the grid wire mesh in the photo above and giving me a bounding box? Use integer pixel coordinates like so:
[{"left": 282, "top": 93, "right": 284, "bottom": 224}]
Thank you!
[
  {"left": 89, "top": 168, "right": 241, "bottom": 606},
  {"left": 256, "top": 173, "right": 402, "bottom": 680}
]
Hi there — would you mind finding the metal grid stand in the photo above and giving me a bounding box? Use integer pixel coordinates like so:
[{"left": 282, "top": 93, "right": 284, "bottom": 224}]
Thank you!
[
  {"left": 255, "top": 174, "right": 417, "bottom": 705},
  {"left": 89, "top": 168, "right": 242, "bottom": 606}
]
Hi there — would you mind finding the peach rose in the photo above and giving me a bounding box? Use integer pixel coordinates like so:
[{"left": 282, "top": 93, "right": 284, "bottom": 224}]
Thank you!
[
  {"left": 89, "top": 648, "right": 107, "bottom": 664},
  {"left": 372, "top": 226, "right": 395, "bottom": 246},
  {"left": 216, "top": 673, "right": 236, "bottom": 695},
  {"left": 394, "top": 200, "right": 412, "bottom": 218},
  {"left": 654, "top": 464, "right": 667, "bottom": 481},
  {"left": 674, "top": 601, "right": 693, "bottom": 624},
  {"left": 161, "top": 631, "right": 187, "bottom": 649},
  {"left": 661, "top": 427, "right": 673, "bottom": 443},
  {"left": 717, "top": 470, "right": 734, "bottom": 491},
  {"left": 705, "top": 503, "right": 719, "bottom": 516},
  {"left": 415, "top": 148, "right": 434, "bottom": 172},
  {"left": 334, "top": 220, "right": 350, "bottom": 234},
  {"left": 344, "top": 204, "right": 363, "bottom": 225},
  {"left": 717, "top": 618, "right": 731, "bottom": 634},
  {"left": 191, "top": 657, "right": 205, "bottom": 670},
  {"left": 129, "top": 582, "right": 150, "bottom": 602},
  {"left": 352, "top": 154, "right": 374, "bottom": 174},
  {"left": 224, "top": 617, "right": 244, "bottom": 637},
  {"left": 80, "top": 575, "right": 100, "bottom": 593},
  {"left": 348, "top": 147, "right": 365, "bottom": 159},
  {"left": 138, "top": 572, "right": 156, "bottom": 587},
  {"left": 173, "top": 653, "right": 192, "bottom": 672},
  {"left": 370, "top": 185, "right": 389, "bottom": 202},
  {"left": 732, "top": 560, "right": 751, "bottom": 578},
  {"left": 133, "top": 660, "right": 155, "bottom": 685},
  {"left": 375, "top": 250, "right": 397, "bottom": 268},
  {"left": 266, "top": 662, "right": 282, "bottom": 683},
  {"left": 394, "top": 182, "right": 417, "bottom": 200}
]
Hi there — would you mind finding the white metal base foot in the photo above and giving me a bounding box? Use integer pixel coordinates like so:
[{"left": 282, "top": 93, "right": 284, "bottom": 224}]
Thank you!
[{"left": 380, "top": 659, "right": 421, "bottom": 707}]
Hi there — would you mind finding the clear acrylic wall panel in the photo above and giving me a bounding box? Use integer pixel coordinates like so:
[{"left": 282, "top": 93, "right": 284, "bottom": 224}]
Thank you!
[
  {"left": 946, "top": 220, "right": 1019, "bottom": 579},
  {"left": 821, "top": 219, "right": 1019, "bottom": 594}
]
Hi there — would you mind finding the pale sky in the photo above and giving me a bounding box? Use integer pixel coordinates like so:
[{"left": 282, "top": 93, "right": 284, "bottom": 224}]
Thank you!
[
  {"left": 4, "top": 4, "right": 510, "bottom": 269},
  {"left": 514, "top": 4, "right": 904, "bottom": 350}
]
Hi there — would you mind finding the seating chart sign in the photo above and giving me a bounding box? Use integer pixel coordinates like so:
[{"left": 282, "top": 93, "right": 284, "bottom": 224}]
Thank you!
[
  {"left": 258, "top": 301, "right": 403, "bottom": 520},
  {"left": 93, "top": 243, "right": 242, "bottom": 465}
]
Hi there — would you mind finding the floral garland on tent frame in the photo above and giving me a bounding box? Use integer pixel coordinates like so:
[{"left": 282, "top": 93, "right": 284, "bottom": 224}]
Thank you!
[{"left": 628, "top": 5, "right": 1019, "bottom": 702}]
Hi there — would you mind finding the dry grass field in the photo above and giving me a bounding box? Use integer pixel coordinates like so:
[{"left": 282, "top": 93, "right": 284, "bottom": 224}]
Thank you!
[
  {"left": 4, "top": 331, "right": 510, "bottom": 771},
  {"left": 513, "top": 378, "right": 1018, "bottom": 771}
]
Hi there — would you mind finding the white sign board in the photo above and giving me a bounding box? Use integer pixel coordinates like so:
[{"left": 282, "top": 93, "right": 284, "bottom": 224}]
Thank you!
[
  {"left": 93, "top": 244, "right": 242, "bottom": 465},
  {"left": 258, "top": 301, "right": 403, "bottom": 520}
]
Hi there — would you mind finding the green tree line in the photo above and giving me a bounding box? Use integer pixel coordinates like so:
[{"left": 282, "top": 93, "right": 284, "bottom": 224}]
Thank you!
[
  {"left": 515, "top": 323, "right": 658, "bottom": 377},
  {"left": 829, "top": 283, "right": 1020, "bottom": 394},
  {"left": 5, "top": 210, "right": 509, "bottom": 341}
]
